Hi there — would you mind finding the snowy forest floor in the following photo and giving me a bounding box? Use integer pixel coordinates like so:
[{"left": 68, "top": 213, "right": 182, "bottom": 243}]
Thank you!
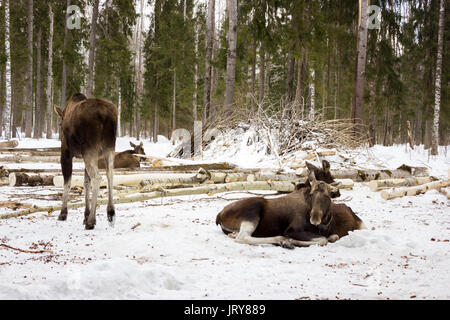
[{"left": 0, "top": 137, "right": 449, "bottom": 299}]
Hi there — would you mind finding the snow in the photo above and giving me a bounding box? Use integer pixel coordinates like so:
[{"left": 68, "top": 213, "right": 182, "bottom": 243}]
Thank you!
[{"left": 0, "top": 136, "right": 449, "bottom": 299}]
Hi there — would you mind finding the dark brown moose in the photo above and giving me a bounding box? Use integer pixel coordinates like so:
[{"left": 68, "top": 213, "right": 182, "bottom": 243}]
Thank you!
[
  {"left": 216, "top": 171, "right": 365, "bottom": 248},
  {"left": 54, "top": 93, "right": 118, "bottom": 230},
  {"left": 98, "top": 141, "right": 145, "bottom": 169}
]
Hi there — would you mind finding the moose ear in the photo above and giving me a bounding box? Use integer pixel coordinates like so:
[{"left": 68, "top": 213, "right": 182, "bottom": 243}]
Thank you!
[
  {"left": 53, "top": 105, "right": 64, "bottom": 118},
  {"left": 129, "top": 141, "right": 136, "bottom": 148},
  {"left": 139, "top": 141, "right": 143, "bottom": 147},
  {"left": 322, "top": 160, "right": 331, "bottom": 173},
  {"left": 307, "top": 169, "right": 317, "bottom": 183},
  {"left": 305, "top": 161, "right": 317, "bottom": 172}
]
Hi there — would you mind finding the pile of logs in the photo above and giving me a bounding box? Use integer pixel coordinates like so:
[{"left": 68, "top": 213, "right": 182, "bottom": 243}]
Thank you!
[{"left": 1, "top": 143, "right": 448, "bottom": 220}]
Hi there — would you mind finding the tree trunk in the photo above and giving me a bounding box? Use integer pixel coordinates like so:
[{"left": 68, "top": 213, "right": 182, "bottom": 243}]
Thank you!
[
  {"left": 295, "top": 47, "right": 307, "bottom": 117},
  {"left": 136, "top": 0, "right": 144, "bottom": 140},
  {"left": 3, "top": 0, "right": 12, "bottom": 140},
  {"left": 203, "top": 0, "right": 215, "bottom": 123},
  {"left": 224, "top": 0, "right": 237, "bottom": 113},
  {"left": 351, "top": 0, "right": 369, "bottom": 135},
  {"left": 193, "top": 14, "right": 199, "bottom": 121},
  {"left": 309, "top": 69, "right": 315, "bottom": 119},
  {"left": 325, "top": 40, "right": 331, "bottom": 120},
  {"left": 258, "top": 42, "right": 265, "bottom": 106},
  {"left": 286, "top": 52, "right": 295, "bottom": 103},
  {"left": 25, "top": 0, "right": 33, "bottom": 138},
  {"left": 61, "top": 0, "right": 70, "bottom": 108},
  {"left": 117, "top": 78, "right": 121, "bottom": 137},
  {"left": 86, "top": 0, "right": 100, "bottom": 97},
  {"left": 431, "top": 0, "right": 445, "bottom": 155},
  {"left": 172, "top": 68, "right": 176, "bottom": 131},
  {"left": 251, "top": 37, "right": 257, "bottom": 112},
  {"left": 46, "top": 5, "right": 54, "bottom": 139},
  {"left": 33, "top": 26, "right": 43, "bottom": 139}
]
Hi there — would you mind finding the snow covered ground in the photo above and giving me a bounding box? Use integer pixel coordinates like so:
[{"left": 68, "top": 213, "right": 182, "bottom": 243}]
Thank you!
[{"left": 0, "top": 136, "right": 449, "bottom": 299}]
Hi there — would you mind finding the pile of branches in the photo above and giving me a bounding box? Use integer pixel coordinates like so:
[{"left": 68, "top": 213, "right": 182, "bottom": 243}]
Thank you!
[{"left": 202, "top": 99, "right": 371, "bottom": 159}]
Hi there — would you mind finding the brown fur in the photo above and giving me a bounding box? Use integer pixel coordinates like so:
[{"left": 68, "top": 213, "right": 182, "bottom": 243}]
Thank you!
[
  {"left": 216, "top": 171, "right": 365, "bottom": 248},
  {"left": 98, "top": 141, "right": 145, "bottom": 169},
  {"left": 55, "top": 93, "right": 118, "bottom": 230}
]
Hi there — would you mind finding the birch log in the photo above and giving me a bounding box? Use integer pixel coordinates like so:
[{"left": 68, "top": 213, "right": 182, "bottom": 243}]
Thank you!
[
  {"left": 369, "top": 177, "right": 435, "bottom": 191},
  {"left": 53, "top": 172, "right": 209, "bottom": 188},
  {"left": 380, "top": 180, "right": 450, "bottom": 200},
  {"left": 9, "top": 172, "right": 55, "bottom": 186},
  {"left": 0, "top": 140, "right": 19, "bottom": 149},
  {"left": 1, "top": 180, "right": 299, "bottom": 220},
  {"left": 329, "top": 166, "right": 429, "bottom": 182}
]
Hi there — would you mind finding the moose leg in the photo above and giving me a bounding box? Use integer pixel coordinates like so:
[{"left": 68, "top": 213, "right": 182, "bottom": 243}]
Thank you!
[
  {"left": 286, "top": 231, "right": 329, "bottom": 247},
  {"left": 58, "top": 151, "right": 72, "bottom": 221},
  {"left": 235, "top": 221, "right": 293, "bottom": 248},
  {"left": 84, "top": 155, "right": 101, "bottom": 230},
  {"left": 104, "top": 149, "right": 115, "bottom": 227},
  {"left": 83, "top": 169, "right": 91, "bottom": 226}
]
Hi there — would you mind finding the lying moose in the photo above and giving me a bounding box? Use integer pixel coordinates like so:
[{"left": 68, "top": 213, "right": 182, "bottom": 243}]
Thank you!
[
  {"left": 216, "top": 170, "right": 366, "bottom": 248},
  {"left": 98, "top": 141, "right": 145, "bottom": 169}
]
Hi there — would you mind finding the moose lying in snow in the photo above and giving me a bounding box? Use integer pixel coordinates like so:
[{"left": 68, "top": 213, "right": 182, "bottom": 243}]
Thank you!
[
  {"left": 216, "top": 170, "right": 366, "bottom": 248},
  {"left": 54, "top": 93, "right": 118, "bottom": 230},
  {"left": 98, "top": 141, "right": 145, "bottom": 169}
]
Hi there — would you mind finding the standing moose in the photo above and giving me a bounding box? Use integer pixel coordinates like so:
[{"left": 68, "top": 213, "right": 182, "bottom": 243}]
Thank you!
[{"left": 54, "top": 93, "right": 118, "bottom": 230}]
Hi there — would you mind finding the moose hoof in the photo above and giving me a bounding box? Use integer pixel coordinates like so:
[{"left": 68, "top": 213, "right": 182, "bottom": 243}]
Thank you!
[
  {"left": 107, "top": 208, "right": 115, "bottom": 227},
  {"left": 108, "top": 215, "right": 116, "bottom": 228},
  {"left": 328, "top": 234, "right": 339, "bottom": 243},
  {"left": 58, "top": 209, "right": 68, "bottom": 221},
  {"left": 315, "top": 237, "right": 328, "bottom": 246},
  {"left": 227, "top": 232, "right": 238, "bottom": 239},
  {"left": 280, "top": 240, "right": 295, "bottom": 250},
  {"left": 85, "top": 223, "right": 96, "bottom": 230}
]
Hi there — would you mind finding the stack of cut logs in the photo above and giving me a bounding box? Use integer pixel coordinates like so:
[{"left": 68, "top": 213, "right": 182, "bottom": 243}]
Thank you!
[{"left": 1, "top": 143, "right": 449, "bottom": 218}]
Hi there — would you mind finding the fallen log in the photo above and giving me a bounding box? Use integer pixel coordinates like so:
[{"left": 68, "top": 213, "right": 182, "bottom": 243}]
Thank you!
[
  {"left": 329, "top": 165, "right": 429, "bottom": 182},
  {"left": 368, "top": 176, "right": 435, "bottom": 192},
  {"left": 380, "top": 180, "right": 450, "bottom": 200},
  {"left": 0, "top": 140, "right": 19, "bottom": 149},
  {"left": 0, "top": 155, "right": 83, "bottom": 163},
  {"left": 53, "top": 172, "right": 208, "bottom": 188},
  {"left": 9, "top": 172, "right": 55, "bottom": 187},
  {"left": 0, "top": 180, "right": 300, "bottom": 219}
]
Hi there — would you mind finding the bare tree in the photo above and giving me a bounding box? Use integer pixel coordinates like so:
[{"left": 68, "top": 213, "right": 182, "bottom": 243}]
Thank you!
[
  {"left": 431, "top": 0, "right": 445, "bottom": 155},
  {"left": 61, "top": 0, "right": 70, "bottom": 108},
  {"left": 86, "top": 0, "right": 100, "bottom": 97},
  {"left": 3, "top": 0, "right": 12, "bottom": 140},
  {"left": 136, "top": 0, "right": 144, "bottom": 140},
  {"left": 351, "top": 0, "right": 369, "bottom": 134},
  {"left": 33, "top": 26, "right": 43, "bottom": 138},
  {"left": 25, "top": 0, "right": 33, "bottom": 138},
  {"left": 224, "top": 0, "right": 237, "bottom": 113},
  {"left": 203, "top": 0, "right": 215, "bottom": 123},
  {"left": 46, "top": 5, "right": 54, "bottom": 139}
]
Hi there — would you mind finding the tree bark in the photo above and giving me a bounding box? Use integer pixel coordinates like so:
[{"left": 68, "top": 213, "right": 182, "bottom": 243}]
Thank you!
[
  {"left": 33, "top": 26, "right": 43, "bottom": 139},
  {"left": 431, "top": 0, "right": 445, "bottom": 155},
  {"left": 136, "top": 0, "right": 144, "bottom": 140},
  {"left": 251, "top": 37, "right": 257, "bottom": 112},
  {"left": 3, "top": 0, "right": 12, "bottom": 140},
  {"left": 380, "top": 180, "right": 450, "bottom": 200},
  {"left": 224, "top": 0, "right": 237, "bottom": 113},
  {"left": 203, "top": 0, "right": 215, "bottom": 123},
  {"left": 369, "top": 177, "right": 434, "bottom": 192},
  {"left": 9, "top": 172, "right": 55, "bottom": 187},
  {"left": 61, "top": 0, "right": 70, "bottom": 108},
  {"left": 25, "top": 0, "right": 33, "bottom": 138},
  {"left": 86, "top": 0, "right": 100, "bottom": 97},
  {"left": 351, "top": 0, "right": 369, "bottom": 135},
  {"left": 46, "top": 5, "right": 54, "bottom": 139}
]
